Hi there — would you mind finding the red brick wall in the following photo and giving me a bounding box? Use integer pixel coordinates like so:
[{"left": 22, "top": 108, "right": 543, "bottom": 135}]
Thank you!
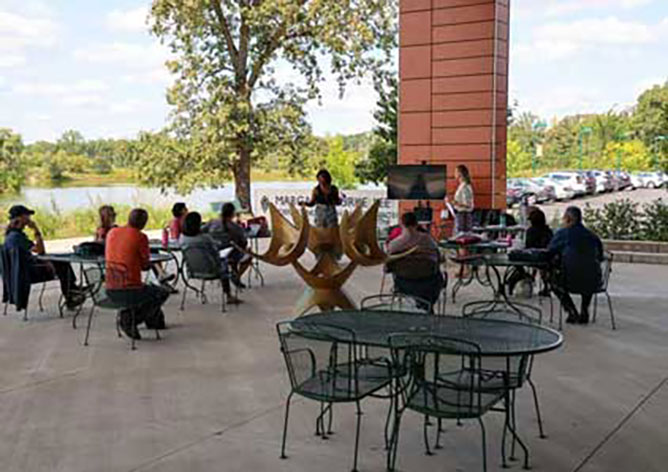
[{"left": 398, "top": 0, "right": 509, "bottom": 232}]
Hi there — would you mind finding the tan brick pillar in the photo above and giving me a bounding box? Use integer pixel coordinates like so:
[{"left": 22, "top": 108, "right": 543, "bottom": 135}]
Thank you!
[{"left": 398, "top": 0, "right": 509, "bottom": 233}]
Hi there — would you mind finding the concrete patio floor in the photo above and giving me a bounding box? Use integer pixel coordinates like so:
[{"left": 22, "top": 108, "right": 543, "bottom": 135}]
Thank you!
[{"left": 1, "top": 256, "right": 667, "bottom": 472}]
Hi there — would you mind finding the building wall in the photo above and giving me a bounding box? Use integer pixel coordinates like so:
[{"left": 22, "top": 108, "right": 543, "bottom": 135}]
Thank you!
[{"left": 398, "top": 0, "right": 509, "bottom": 228}]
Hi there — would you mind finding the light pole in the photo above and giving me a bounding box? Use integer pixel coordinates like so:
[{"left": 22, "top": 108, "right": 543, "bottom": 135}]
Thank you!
[
  {"left": 531, "top": 120, "right": 547, "bottom": 175},
  {"left": 578, "top": 126, "right": 593, "bottom": 170},
  {"left": 653, "top": 135, "right": 668, "bottom": 170}
]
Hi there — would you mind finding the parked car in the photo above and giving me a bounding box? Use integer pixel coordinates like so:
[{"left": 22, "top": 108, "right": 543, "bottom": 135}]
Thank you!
[
  {"left": 630, "top": 173, "right": 647, "bottom": 189},
  {"left": 614, "top": 171, "right": 632, "bottom": 190},
  {"left": 532, "top": 177, "right": 575, "bottom": 201},
  {"left": 507, "top": 179, "right": 534, "bottom": 207},
  {"left": 587, "top": 170, "right": 613, "bottom": 193},
  {"left": 542, "top": 172, "right": 587, "bottom": 196},
  {"left": 506, "top": 184, "right": 524, "bottom": 208},
  {"left": 605, "top": 170, "right": 628, "bottom": 191},
  {"left": 634, "top": 171, "right": 666, "bottom": 188},
  {"left": 576, "top": 171, "right": 597, "bottom": 195},
  {"left": 519, "top": 178, "right": 556, "bottom": 203}
]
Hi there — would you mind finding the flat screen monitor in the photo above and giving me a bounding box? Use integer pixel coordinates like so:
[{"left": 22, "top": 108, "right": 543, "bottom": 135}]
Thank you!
[{"left": 387, "top": 165, "right": 447, "bottom": 200}]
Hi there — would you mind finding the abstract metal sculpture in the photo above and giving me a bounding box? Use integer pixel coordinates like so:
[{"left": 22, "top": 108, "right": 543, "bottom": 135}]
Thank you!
[{"left": 251, "top": 200, "right": 411, "bottom": 315}]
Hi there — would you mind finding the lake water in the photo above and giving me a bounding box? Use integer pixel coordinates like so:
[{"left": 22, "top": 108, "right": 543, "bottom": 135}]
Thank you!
[{"left": 0, "top": 182, "right": 384, "bottom": 213}]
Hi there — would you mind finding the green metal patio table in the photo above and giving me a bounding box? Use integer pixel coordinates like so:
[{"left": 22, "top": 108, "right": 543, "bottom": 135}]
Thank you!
[{"left": 294, "top": 310, "right": 562, "bottom": 356}]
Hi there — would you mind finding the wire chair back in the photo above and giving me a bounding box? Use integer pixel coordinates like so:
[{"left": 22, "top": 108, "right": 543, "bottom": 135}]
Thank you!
[
  {"left": 360, "top": 293, "right": 432, "bottom": 314},
  {"left": 182, "top": 244, "right": 223, "bottom": 280},
  {"left": 389, "top": 334, "right": 491, "bottom": 418},
  {"left": 83, "top": 266, "right": 108, "bottom": 305},
  {"left": 598, "top": 251, "right": 613, "bottom": 293},
  {"left": 277, "top": 321, "right": 374, "bottom": 402}
]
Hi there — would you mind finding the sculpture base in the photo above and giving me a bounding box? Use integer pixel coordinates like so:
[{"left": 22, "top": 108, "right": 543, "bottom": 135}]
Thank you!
[{"left": 296, "top": 287, "right": 356, "bottom": 316}]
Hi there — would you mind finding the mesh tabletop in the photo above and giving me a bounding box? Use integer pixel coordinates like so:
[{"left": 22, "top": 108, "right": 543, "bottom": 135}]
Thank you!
[
  {"left": 484, "top": 253, "right": 550, "bottom": 269},
  {"left": 295, "top": 311, "right": 563, "bottom": 357},
  {"left": 149, "top": 240, "right": 182, "bottom": 252},
  {"left": 38, "top": 253, "right": 172, "bottom": 265},
  {"left": 438, "top": 240, "right": 510, "bottom": 251}
]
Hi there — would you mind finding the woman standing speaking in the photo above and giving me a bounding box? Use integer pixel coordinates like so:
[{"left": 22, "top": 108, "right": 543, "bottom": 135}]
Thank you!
[
  {"left": 301, "top": 169, "right": 342, "bottom": 228},
  {"left": 447, "top": 164, "right": 475, "bottom": 235}
]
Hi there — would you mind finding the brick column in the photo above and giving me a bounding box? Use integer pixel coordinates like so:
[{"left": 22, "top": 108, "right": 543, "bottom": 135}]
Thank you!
[{"left": 399, "top": 0, "right": 509, "bottom": 229}]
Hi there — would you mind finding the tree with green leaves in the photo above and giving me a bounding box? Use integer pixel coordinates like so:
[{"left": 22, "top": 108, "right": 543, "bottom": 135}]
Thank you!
[
  {"left": 633, "top": 80, "right": 668, "bottom": 169},
  {"left": 0, "top": 128, "right": 25, "bottom": 194},
  {"left": 148, "top": 0, "right": 397, "bottom": 208},
  {"left": 321, "top": 136, "right": 359, "bottom": 189},
  {"left": 354, "top": 75, "right": 397, "bottom": 185}
]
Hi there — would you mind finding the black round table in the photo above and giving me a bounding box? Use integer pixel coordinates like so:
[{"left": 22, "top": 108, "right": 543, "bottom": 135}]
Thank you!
[
  {"left": 295, "top": 310, "right": 563, "bottom": 357},
  {"left": 38, "top": 253, "right": 172, "bottom": 265}
]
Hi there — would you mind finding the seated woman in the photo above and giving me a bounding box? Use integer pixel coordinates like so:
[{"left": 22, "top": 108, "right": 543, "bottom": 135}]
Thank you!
[
  {"left": 168, "top": 202, "right": 188, "bottom": 240},
  {"left": 95, "top": 205, "right": 117, "bottom": 243},
  {"left": 204, "top": 203, "right": 252, "bottom": 289},
  {"left": 507, "top": 207, "right": 554, "bottom": 296},
  {"left": 180, "top": 212, "right": 241, "bottom": 304},
  {"left": 387, "top": 212, "right": 444, "bottom": 311}
]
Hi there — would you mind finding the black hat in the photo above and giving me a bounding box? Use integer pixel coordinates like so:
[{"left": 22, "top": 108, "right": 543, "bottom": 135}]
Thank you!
[{"left": 8, "top": 205, "right": 35, "bottom": 220}]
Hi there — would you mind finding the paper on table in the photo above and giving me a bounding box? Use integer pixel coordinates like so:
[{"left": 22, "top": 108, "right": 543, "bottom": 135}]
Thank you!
[{"left": 445, "top": 202, "right": 456, "bottom": 218}]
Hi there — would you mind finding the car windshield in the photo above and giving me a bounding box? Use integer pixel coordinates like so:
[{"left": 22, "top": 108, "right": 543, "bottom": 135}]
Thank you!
[{"left": 549, "top": 175, "right": 570, "bottom": 181}]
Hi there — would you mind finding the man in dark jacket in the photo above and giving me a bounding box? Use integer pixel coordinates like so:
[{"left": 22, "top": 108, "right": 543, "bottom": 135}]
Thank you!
[
  {"left": 3, "top": 205, "right": 84, "bottom": 310},
  {"left": 548, "top": 206, "right": 603, "bottom": 324}
]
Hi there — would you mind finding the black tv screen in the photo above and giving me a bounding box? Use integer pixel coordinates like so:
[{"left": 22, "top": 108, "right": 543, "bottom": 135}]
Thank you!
[{"left": 387, "top": 165, "right": 447, "bottom": 200}]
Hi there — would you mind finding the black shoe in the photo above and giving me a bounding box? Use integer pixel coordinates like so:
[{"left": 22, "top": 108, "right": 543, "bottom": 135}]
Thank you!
[
  {"left": 565, "top": 315, "right": 580, "bottom": 324},
  {"left": 159, "top": 273, "right": 176, "bottom": 284},
  {"left": 145, "top": 309, "right": 167, "bottom": 330},
  {"left": 227, "top": 295, "right": 243, "bottom": 305},
  {"left": 119, "top": 313, "right": 141, "bottom": 340},
  {"left": 161, "top": 283, "right": 179, "bottom": 295},
  {"left": 579, "top": 313, "right": 590, "bottom": 325},
  {"left": 65, "top": 292, "right": 86, "bottom": 310},
  {"left": 231, "top": 276, "right": 246, "bottom": 289}
]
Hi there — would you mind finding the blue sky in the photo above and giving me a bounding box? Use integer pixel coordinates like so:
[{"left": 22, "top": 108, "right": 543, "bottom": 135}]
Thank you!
[{"left": 0, "top": 0, "right": 667, "bottom": 143}]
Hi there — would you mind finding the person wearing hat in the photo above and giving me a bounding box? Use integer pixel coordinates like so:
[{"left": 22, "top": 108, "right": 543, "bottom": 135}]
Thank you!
[{"left": 4, "top": 205, "right": 84, "bottom": 309}]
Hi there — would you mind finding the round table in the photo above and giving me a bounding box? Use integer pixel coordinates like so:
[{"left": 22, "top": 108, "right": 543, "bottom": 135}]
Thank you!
[
  {"left": 294, "top": 310, "right": 563, "bottom": 357},
  {"left": 38, "top": 253, "right": 172, "bottom": 265}
]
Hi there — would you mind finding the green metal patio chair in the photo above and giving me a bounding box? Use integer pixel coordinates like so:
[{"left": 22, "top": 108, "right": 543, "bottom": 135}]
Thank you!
[
  {"left": 592, "top": 251, "right": 616, "bottom": 330},
  {"left": 360, "top": 293, "right": 433, "bottom": 313},
  {"left": 276, "top": 321, "right": 393, "bottom": 472},
  {"left": 462, "top": 301, "right": 545, "bottom": 465},
  {"left": 82, "top": 262, "right": 160, "bottom": 350},
  {"left": 387, "top": 334, "right": 508, "bottom": 472},
  {"left": 180, "top": 244, "right": 232, "bottom": 313}
]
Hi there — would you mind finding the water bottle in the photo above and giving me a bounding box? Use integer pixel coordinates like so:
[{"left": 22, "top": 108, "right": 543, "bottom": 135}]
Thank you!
[
  {"left": 162, "top": 227, "right": 169, "bottom": 248},
  {"left": 500, "top": 213, "right": 507, "bottom": 228}
]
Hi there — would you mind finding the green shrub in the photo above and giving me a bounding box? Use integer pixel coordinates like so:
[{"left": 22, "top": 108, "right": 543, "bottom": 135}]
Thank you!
[
  {"left": 584, "top": 199, "right": 641, "bottom": 240},
  {"left": 584, "top": 198, "right": 668, "bottom": 242},
  {"left": 640, "top": 198, "right": 668, "bottom": 242}
]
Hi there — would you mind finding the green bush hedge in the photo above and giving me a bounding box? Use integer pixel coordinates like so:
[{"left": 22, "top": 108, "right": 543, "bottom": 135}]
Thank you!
[{"left": 584, "top": 198, "right": 668, "bottom": 241}]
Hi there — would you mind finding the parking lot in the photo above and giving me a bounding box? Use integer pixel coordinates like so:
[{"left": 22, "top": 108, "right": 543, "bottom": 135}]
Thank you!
[{"left": 534, "top": 187, "right": 667, "bottom": 223}]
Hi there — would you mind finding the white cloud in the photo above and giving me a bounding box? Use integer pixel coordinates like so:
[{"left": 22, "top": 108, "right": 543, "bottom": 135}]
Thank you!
[
  {"left": 513, "top": 16, "right": 668, "bottom": 63},
  {"left": 73, "top": 41, "right": 170, "bottom": 69},
  {"left": 13, "top": 79, "right": 108, "bottom": 96},
  {"left": 106, "top": 7, "right": 149, "bottom": 33},
  {"left": 109, "top": 99, "right": 144, "bottom": 114},
  {"left": 536, "top": 17, "right": 654, "bottom": 44},
  {"left": 60, "top": 94, "right": 104, "bottom": 107},
  {"left": 0, "top": 10, "right": 59, "bottom": 51},
  {"left": 515, "top": 85, "right": 606, "bottom": 120},
  {"left": 516, "top": 0, "right": 655, "bottom": 19},
  {"left": 122, "top": 67, "right": 173, "bottom": 86},
  {"left": 0, "top": 53, "right": 26, "bottom": 68}
]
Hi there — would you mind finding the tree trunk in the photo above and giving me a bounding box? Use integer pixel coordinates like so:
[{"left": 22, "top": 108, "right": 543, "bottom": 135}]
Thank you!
[{"left": 234, "top": 146, "right": 252, "bottom": 211}]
